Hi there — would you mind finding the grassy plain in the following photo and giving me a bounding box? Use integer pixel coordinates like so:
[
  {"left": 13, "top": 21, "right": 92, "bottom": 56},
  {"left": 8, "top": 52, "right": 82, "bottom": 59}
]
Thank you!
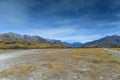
[
  {"left": 110, "top": 48, "right": 120, "bottom": 51},
  {"left": 0, "top": 48, "right": 120, "bottom": 80}
]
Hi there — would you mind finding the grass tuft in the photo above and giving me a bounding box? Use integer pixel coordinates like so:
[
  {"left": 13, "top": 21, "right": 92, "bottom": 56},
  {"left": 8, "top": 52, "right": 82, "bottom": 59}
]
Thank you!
[{"left": 0, "top": 64, "right": 35, "bottom": 77}]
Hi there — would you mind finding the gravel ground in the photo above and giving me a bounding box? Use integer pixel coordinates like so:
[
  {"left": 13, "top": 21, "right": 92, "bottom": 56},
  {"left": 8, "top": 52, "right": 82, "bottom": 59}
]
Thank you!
[{"left": 103, "top": 48, "right": 120, "bottom": 60}]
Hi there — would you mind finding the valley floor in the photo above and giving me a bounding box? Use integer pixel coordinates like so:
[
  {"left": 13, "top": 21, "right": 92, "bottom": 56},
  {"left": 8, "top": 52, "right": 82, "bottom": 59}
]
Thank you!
[{"left": 0, "top": 48, "right": 120, "bottom": 80}]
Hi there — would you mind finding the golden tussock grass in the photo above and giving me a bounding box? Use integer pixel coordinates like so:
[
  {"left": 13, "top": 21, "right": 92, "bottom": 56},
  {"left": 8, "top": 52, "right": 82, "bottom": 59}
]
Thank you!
[
  {"left": 20, "top": 52, "right": 63, "bottom": 59},
  {"left": 110, "top": 48, "right": 120, "bottom": 51},
  {"left": 19, "top": 48, "right": 120, "bottom": 73},
  {"left": 20, "top": 48, "right": 117, "bottom": 64},
  {"left": 42, "top": 62, "right": 66, "bottom": 73},
  {"left": 50, "top": 62, "right": 65, "bottom": 72},
  {"left": 72, "top": 48, "right": 116, "bottom": 64},
  {"left": 0, "top": 64, "right": 35, "bottom": 77}
]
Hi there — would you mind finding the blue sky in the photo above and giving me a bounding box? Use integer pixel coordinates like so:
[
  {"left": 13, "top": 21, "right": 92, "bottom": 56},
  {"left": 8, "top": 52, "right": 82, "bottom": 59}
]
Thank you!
[{"left": 0, "top": 0, "right": 120, "bottom": 43}]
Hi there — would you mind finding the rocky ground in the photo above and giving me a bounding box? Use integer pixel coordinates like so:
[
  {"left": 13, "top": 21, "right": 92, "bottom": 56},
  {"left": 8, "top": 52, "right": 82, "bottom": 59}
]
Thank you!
[{"left": 0, "top": 48, "right": 120, "bottom": 80}]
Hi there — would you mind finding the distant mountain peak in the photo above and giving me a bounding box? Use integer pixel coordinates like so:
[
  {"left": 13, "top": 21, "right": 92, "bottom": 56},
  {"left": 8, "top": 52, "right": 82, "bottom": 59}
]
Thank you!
[
  {"left": 110, "top": 35, "right": 120, "bottom": 37},
  {"left": 0, "top": 32, "right": 82, "bottom": 48},
  {"left": 83, "top": 35, "right": 120, "bottom": 48},
  {"left": 3, "top": 32, "right": 19, "bottom": 35}
]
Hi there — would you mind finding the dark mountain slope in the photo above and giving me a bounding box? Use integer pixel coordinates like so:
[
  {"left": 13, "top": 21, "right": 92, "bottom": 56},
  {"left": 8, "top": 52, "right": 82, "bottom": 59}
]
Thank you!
[
  {"left": 64, "top": 42, "right": 83, "bottom": 48},
  {"left": 83, "top": 35, "right": 120, "bottom": 48}
]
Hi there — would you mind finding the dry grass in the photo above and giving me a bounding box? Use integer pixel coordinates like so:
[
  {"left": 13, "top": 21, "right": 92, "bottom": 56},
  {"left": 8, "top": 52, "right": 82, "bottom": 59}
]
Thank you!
[
  {"left": 20, "top": 52, "right": 67, "bottom": 73},
  {"left": 3, "top": 48, "right": 120, "bottom": 79},
  {"left": 0, "top": 49, "right": 19, "bottom": 54},
  {"left": 110, "top": 48, "right": 120, "bottom": 51},
  {"left": 20, "top": 48, "right": 118, "bottom": 64},
  {"left": 50, "top": 63, "right": 65, "bottom": 72},
  {"left": 20, "top": 52, "right": 61, "bottom": 59},
  {"left": 72, "top": 48, "right": 116, "bottom": 63},
  {"left": 0, "top": 64, "right": 35, "bottom": 77},
  {"left": 42, "top": 62, "right": 66, "bottom": 73}
]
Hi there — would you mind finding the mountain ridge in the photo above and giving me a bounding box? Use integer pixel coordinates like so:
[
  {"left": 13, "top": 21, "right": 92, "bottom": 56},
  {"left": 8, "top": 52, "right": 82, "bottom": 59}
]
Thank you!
[
  {"left": 1, "top": 32, "right": 120, "bottom": 48},
  {"left": 0, "top": 32, "right": 82, "bottom": 48},
  {"left": 83, "top": 35, "right": 120, "bottom": 48}
]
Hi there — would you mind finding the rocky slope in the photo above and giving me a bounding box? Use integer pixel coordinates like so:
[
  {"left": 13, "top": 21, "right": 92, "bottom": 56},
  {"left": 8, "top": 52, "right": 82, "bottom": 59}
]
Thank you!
[{"left": 83, "top": 35, "right": 120, "bottom": 48}]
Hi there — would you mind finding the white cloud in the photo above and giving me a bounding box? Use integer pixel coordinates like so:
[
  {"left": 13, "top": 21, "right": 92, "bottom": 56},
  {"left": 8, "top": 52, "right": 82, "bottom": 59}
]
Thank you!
[
  {"left": 22, "top": 27, "right": 76, "bottom": 38},
  {"left": 96, "top": 21, "right": 120, "bottom": 27},
  {"left": 21, "top": 28, "right": 102, "bottom": 43},
  {"left": 55, "top": 34, "right": 102, "bottom": 43}
]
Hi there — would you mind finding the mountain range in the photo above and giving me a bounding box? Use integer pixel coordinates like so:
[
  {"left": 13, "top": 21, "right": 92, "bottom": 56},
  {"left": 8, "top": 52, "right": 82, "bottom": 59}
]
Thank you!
[
  {"left": 0, "top": 32, "right": 82, "bottom": 48},
  {"left": 0, "top": 32, "right": 120, "bottom": 48},
  {"left": 83, "top": 35, "right": 120, "bottom": 48}
]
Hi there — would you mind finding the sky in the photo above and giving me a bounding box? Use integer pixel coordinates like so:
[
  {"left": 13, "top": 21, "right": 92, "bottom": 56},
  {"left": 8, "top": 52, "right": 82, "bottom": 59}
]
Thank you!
[{"left": 0, "top": 0, "right": 120, "bottom": 43}]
